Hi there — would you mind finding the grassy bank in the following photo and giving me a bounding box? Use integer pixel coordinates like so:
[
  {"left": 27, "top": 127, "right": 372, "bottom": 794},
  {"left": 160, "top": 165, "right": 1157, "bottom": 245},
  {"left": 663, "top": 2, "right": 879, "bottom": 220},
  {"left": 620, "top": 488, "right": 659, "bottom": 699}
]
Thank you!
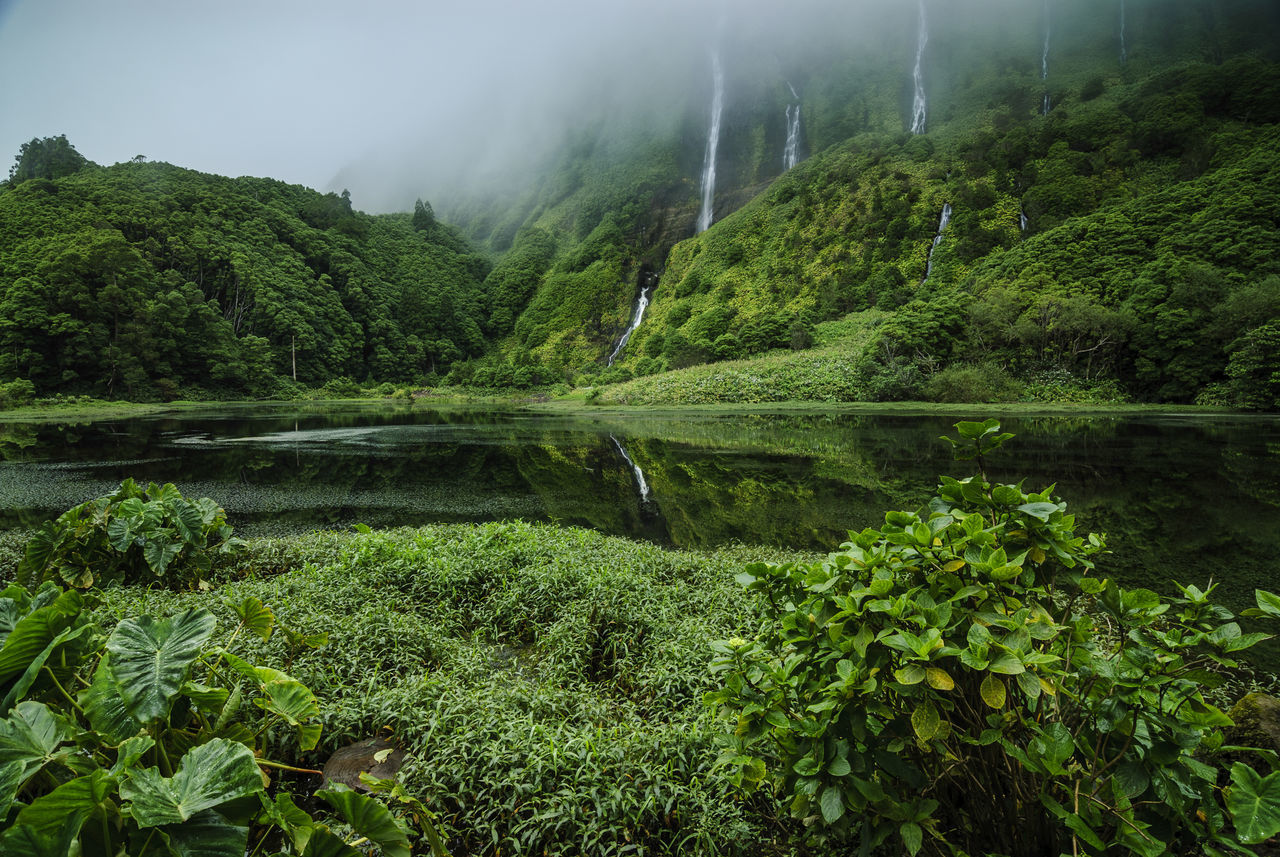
[{"left": 90, "top": 522, "right": 818, "bottom": 856}]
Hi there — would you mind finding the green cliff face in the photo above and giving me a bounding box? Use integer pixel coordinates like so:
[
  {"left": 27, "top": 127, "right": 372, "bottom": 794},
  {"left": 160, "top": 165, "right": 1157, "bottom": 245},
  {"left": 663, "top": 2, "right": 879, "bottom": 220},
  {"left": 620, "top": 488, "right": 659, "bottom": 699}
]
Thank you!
[{"left": 449, "top": 0, "right": 1280, "bottom": 406}]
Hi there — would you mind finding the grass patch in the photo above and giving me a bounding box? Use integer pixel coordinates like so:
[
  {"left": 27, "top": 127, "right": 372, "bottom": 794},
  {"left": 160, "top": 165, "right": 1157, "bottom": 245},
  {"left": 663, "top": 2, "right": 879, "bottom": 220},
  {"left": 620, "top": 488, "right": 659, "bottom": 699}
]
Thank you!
[{"left": 92, "top": 521, "right": 819, "bottom": 855}]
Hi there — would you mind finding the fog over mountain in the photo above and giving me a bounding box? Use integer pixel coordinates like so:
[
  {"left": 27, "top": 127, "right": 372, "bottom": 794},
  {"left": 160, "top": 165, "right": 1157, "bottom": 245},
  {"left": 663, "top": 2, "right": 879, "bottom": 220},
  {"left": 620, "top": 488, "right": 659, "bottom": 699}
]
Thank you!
[{"left": 0, "top": 0, "right": 1106, "bottom": 212}]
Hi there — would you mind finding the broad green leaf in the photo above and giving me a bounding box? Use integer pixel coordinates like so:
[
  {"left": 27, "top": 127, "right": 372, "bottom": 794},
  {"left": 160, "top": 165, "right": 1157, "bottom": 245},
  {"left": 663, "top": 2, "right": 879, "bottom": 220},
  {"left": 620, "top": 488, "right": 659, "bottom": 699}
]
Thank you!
[
  {"left": 143, "top": 539, "right": 184, "bottom": 575},
  {"left": 0, "top": 760, "right": 24, "bottom": 818},
  {"left": 109, "top": 736, "right": 156, "bottom": 778},
  {"left": 107, "top": 608, "right": 217, "bottom": 723},
  {"left": 229, "top": 597, "right": 274, "bottom": 642},
  {"left": 301, "top": 827, "right": 362, "bottom": 857},
  {"left": 987, "top": 653, "right": 1026, "bottom": 675},
  {"left": 980, "top": 674, "right": 1006, "bottom": 709},
  {"left": 1227, "top": 763, "right": 1280, "bottom": 844},
  {"left": 0, "top": 701, "right": 74, "bottom": 780},
  {"left": 269, "top": 792, "right": 317, "bottom": 854},
  {"left": 1112, "top": 760, "right": 1150, "bottom": 799},
  {"left": 894, "top": 665, "right": 926, "bottom": 685},
  {"left": 0, "top": 588, "right": 83, "bottom": 686},
  {"left": 318, "top": 785, "right": 412, "bottom": 857},
  {"left": 83, "top": 655, "right": 143, "bottom": 743},
  {"left": 1017, "top": 502, "right": 1059, "bottom": 521},
  {"left": 0, "top": 768, "right": 113, "bottom": 857},
  {"left": 1, "top": 622, "right": 96, "bottom": 711},
  {"left": 901, "top": 821, "right": 923, "bottom": 856},
  {"left": 911, "top": 700, "right": 941, "bottom": 741},
  {"left": 817, "top": 785, "right": 844, "bottom": 824},
  {"left": 160, "top": 809, "right": 250, "bottom": 857},
  {"left": 925, "top": 668, "right": 954, "bottom": 691},
  {"left": 170, "top": 500, "right": 206, "bottom": 546},
  {"left": 122, "top": 738, "right": 263, "bottom": 827},
  {"left": 827, "top": 756, "right": 852, "bottom": 777},
  {"left": 1252, "top": 590, "right": 1280, "bottom": 619},
  {"left": 182, "top": 681, "right": 230, "bottom": 716}
]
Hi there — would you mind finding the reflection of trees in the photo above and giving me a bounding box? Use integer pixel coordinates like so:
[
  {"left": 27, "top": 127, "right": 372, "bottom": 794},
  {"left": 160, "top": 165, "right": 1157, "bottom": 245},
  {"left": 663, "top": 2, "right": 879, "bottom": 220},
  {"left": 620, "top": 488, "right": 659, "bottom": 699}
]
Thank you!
[{"left": 0, "top": 408, "right": 1278, "bottom": 607}]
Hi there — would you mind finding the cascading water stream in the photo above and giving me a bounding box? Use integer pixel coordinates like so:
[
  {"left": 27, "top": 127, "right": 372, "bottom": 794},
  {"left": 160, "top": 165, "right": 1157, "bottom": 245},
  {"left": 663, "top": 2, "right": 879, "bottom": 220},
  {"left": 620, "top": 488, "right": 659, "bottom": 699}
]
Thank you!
[
  {"left": 1020, "top": 208, "right": 1028, "bottom": 232},
  {"left": 610, "top": 435, "right": 651, "bottom": 504},
  {"left": 696, "top": 51, "right": 725, "bottom": 234},
  {"left": 783, "top": 81, "right": 801, "bottom": 170},
  {"left": 1041, "top": 0, "right": 1052, "bottom": 115},
  {"left": 607, "top": 276, "right": 656, "bottom": 366},
  {"left": 1120, "top": 0, "right": 1128, "bottom": 62},
  {"left": 910, "top": 0, "right": 929, "bottom": 134},
  {"left": 921, "top": 203, "right": 952, "bottom": 283},
  {"left": 783, "top": 105, "right": 801, "bottom": 170}
]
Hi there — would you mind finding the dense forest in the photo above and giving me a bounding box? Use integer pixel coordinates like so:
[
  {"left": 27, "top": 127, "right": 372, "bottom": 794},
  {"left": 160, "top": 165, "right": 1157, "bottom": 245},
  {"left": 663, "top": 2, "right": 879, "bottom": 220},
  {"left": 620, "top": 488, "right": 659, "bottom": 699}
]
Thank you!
[
  {"left": 2, "top": 0, "right": 1279, "bottom": 407},
  {"left": 0, "top": 137, "right": 490, "bottom": 400}
]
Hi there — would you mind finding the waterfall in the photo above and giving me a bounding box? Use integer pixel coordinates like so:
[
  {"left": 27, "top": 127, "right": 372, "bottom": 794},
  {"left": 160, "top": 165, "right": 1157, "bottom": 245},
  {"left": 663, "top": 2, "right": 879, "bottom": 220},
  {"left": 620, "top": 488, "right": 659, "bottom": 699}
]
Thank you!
[
  {"left": 783, "top": 104, "right": 801, "bottom": 170},
  {"left": 1043, "top": 93, "right": 1052, "bottom": 115},
  {"left": 1041, "top": 0, "right": 1051, "bottom": 115},
  {"left": 1120, "top": 0, "right": 1128, "bottom": 62},
  {"left": 910, "top": 0, "right": 929, "bottom": 134},
  {"left": 921, "top": 203, "right": 952, "bottom": 283},
  {"left": 607, "top": 276, "right": 656, "bottom": 366},
  {"left": 1020, "top": 208, "right": 1028, "bottom": 231},
  {"left": 611, "top": 436, "right": 651, "bottom": 504},
  {"left": 696, "top": 51, "right": 725, "bottom": 234}
]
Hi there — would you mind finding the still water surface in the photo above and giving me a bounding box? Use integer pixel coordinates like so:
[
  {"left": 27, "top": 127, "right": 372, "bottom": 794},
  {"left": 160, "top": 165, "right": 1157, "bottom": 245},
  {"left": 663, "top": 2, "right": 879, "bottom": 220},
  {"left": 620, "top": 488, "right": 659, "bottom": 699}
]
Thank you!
[{"left": 1, "top": 403, "right": 1277, "bottom": 603}]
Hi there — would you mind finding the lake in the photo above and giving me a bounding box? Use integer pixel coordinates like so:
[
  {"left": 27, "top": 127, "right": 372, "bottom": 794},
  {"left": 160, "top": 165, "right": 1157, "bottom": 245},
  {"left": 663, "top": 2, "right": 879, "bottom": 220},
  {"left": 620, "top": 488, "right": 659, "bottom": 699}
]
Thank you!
[{"left": 1, "top": 402, "right": 1278, "bottom": 605}]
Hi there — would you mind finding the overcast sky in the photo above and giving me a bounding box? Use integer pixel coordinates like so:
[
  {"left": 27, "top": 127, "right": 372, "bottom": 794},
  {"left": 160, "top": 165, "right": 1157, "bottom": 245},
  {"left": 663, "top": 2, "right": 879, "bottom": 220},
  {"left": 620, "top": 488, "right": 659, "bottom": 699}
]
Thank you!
[
  {"left": 0, "top": 0, "right": 756, "bottom": 211},
  {"left": 1, "top": 0, "right": 1029, "bottom": 212}
]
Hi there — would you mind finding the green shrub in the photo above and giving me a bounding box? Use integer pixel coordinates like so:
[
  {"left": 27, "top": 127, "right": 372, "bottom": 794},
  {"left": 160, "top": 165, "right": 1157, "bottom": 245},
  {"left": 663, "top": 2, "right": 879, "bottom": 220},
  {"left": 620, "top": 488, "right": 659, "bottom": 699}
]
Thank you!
[
  {"left": 707, "top": 420, "right": 1280, "bottom": 856},
  {"left": 923, "top": 361, "right": 1023, "bottom": 403},
  {"left": 17, "top": 479, "right": 244, "bottom": 590},
  {"left": 0, "top": 582, "right": 444, "bottom": 856},
  {"left": 0, "top": 378, "right": 35, "bottom": 409}
]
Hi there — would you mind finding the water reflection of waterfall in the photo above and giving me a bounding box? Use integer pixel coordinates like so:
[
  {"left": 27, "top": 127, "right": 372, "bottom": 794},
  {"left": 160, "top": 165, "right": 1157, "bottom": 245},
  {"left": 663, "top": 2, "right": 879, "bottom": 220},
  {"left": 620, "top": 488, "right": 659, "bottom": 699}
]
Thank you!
[
  {"left": 610, "top": 435, "right": 651, "bottom": 504},
  {"left": 608, "top": 273, "right": 657, "bottom": 366},
  {"left": 696, "top": 51, "right": 725, "bottom": 234},
  {"left": 783, "top": 82, "right": 801, "bottom": 170},
  {"left": 921, "top": 203, "right": 952, "bottom": 283},
  {"left": 910, "top": 0, "right": 928, "bottom": 134}
]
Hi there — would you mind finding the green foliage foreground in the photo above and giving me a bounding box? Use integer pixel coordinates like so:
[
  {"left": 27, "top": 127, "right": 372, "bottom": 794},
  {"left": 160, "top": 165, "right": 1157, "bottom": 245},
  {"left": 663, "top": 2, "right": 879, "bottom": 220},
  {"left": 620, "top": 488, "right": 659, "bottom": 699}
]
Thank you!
[
  {"left": 708, "top": 421, "right": 1280, "bottom": 855},
  {"left": 5, "top": 425, "right": 1280, "bottom": 855}
]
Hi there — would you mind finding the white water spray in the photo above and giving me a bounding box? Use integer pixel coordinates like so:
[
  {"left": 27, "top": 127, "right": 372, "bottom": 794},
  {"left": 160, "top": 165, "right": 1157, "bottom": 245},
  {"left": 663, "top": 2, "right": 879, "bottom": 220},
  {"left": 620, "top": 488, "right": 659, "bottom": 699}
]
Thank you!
[
  {"left": 607, "top": 277, "right": 656, "bottom": 365},
  {"left": 611, "top": 436, "right": 651, "bottom": 504},
  {"left": 1120, "top": 0, "right": 1128, "bottom": 62},
  {"left": 922, "top": 203, "right": 952, "bottom": 283},
  {"left": 696, "top": 51, "right": 725, "bottom": 234},
  {"left": 1020, "top": 208, "right": 1028, "bottom": 231},
  {"left": 910, "top": 0, "right": 929, "bottom": 134},
  {"left": 783, "top": 104, "right": 801, "bottom": 170}
]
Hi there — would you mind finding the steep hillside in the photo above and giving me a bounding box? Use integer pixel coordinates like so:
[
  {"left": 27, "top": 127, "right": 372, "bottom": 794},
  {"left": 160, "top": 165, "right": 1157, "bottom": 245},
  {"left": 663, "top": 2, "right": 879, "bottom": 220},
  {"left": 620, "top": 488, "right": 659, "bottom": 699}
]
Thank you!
[
  {"left": 448, "top": 0, "right": 1280, "bottom": 405},
  {"left": 0, "top": 151, "right": 490, "bottom": 399}
]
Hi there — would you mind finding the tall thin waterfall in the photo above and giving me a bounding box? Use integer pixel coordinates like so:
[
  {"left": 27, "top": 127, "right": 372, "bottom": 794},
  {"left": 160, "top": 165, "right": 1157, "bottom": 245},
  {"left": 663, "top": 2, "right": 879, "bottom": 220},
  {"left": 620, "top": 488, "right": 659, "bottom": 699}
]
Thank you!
[
  {"left": 696, "top": 51, "right": 725, "bottom": 234},
  {"left": 921, "top": 203, "right": 952, "bottom": 283},
  {"left": 1041, "top": 0, "right": 1052, "bottom": 115},
  {"left": 1120, "top": 0, "right": 1128, "bottom": 62},
  {"left": 910, "top": 0, "right": 929, "bottom": 134},
  {"left": 611, "top": 436, "right": 651, "bottom": 504},
  {"left": 1020, "top": 208, "right": 1028, "bottom": 231},
  {"left": 607, "top": 276, "right": 656, "bottom": 366},
  {"left": 783, "top": 105, "right": 801, "bottom": 170}
]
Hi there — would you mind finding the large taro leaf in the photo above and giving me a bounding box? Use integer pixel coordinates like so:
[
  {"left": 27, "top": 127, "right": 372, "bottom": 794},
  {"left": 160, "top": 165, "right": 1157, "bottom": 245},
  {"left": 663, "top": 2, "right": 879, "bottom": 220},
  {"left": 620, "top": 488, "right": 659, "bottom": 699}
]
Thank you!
[
  {"left": 0, "top": 701, "right": 75, "bottom": 781},
  {"left": 83, "top": 654, "right": 143, "bottom": 743},
  {"left": 224, "top": 652, "right": 321, "bottom": 750},
  {"left": 317, "top": 785, "right": 411, "bottom": 857},
  {"left": 0, "top": 768, "right": 113, "bottom": 857},
  {"left": 1228, "top": 762, "right": 1280, "bottom": 845},
  {"left": 121, "top": 738, "right": 263, "bottom": 828},
  {"left": 106, "top": 608, "right": 216, "bottom": 723},
  {"left": 0, "top": 586, "right": 84, "bottom": 687},
  {"left": 1, "top": 620, "right": 97, "bottom": 711},
  {"left": 0, "top": 760, "right": 24, "bottom": 818},
  {"left": 302, "top": 827, "right": 363, "bottom": 857},
  {"left": 159, "top": 809, "right": 249, "bottom": 857}
]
